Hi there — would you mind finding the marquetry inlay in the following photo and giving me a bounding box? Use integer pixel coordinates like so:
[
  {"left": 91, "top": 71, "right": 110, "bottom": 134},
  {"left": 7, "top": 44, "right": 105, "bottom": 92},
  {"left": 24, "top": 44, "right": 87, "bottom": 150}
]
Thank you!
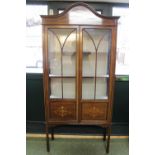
[
  {"left": 87, "top": 106, "right": 103, "bottom": 118},
  {"left": 54, "top": 106, "right": 71, "bottom": 117}
]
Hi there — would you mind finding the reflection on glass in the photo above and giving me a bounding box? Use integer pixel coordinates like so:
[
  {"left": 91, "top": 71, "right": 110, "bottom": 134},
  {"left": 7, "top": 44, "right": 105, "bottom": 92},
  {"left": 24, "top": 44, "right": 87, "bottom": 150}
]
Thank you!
[
  {"left": 48, "top": 28, "right": 77, "bottom": 99},
  {"left": 50, "top": 78, "right": 76, "bottom": 99},
  {"left": 63, "top": 30, "right": 76, "bottom": 76},
  {"left": 97, "top": 53, "right": 109, "bottom": 76},
  {"left": 50, "top": 78, "right": 62, "bottom": 98},
  {"left": 48, "top": 28, "right": 76, "bottom": 76},
  {"left": 96, "top": 78, "right": 108, "bottom": 99},
  {"left": 82, "top": 30, "right": 95, "bottom": 76},
  {"left": 49, "top": 52, "right": 61, "bottom": 76},
  {"left": 82, "top": 29, "right": 111, "bottom": 77},
  {"left": 82, "top": 78, "right": 95, "bottom": 99},
  {"left": 63, "top": 78, "right": 75, "bottom": 98},
  {"left": 62, "top": 54, "right": 76, "bottom": 76},
  {"left": 82, "top": 28, "right": 111, "bottom": 100},
  {"left": 82, "top": 53, "right": 95, "bottom": 76},
  {"left": 48, "top": 30, "right": 61, "bottom": 75}
]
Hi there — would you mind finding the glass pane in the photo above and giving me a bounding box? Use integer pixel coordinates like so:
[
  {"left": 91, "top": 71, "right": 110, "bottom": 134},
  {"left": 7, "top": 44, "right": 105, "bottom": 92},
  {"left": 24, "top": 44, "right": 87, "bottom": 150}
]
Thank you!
[
  {"left": 48, "top": 29, "right": 61, "bottom": 76},
  {"left": 50, "top": 78, "right": 62, "bottom": 98},
  {"left": 97, "top": 53, "right": 109, "bottom": 76},
  {"left": 48, "top": 28, "right": 76, "bottom": 76},
  {"left": 82, "top": 29, "right": 111, "bottom": 77},
  {"left": 96, "top": 78, "right": 108, "bottom": 99},
  {"left": 97, "top": 30, "right": 111, "bottom": 76},
  {"left": 82, "top": 28, "right": 111, "bottom": 100},
  {"left": 63, "top": 30, "right": 76, "bottom": 76},
  {"left": 82, "top": 30, "right": 95, "bottom": 76},
  {"left": 97, "top": 30, "right": 111, "bottom": 53},
  {"left": 63, "top": 78, "right": 75, "bottom": 99},
  {"left": 82, "top": 78, "right": 95, "bottom": 99},
  {"left": 82, "top": 53, "right": 95, "bottom": 76},
  {"left": 62, "top": 54, "right": 76, "bottom": 76}
]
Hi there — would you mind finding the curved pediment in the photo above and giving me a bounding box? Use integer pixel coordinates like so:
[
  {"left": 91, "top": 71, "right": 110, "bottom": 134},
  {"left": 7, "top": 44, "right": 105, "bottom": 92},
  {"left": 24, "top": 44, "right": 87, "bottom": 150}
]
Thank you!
[{"left": 41, "top": 2, "right": 119, "bottom": 26}]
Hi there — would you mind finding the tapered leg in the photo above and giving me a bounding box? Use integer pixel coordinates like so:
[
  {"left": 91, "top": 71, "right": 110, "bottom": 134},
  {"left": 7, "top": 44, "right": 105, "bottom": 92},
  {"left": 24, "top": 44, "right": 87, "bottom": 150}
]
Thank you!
[
  {"left": 106, "top": 126, "right": 111, "bottom": 153},
  {"left": 46, "top": 124, "right": 50, "bottom": 152},
  {"left": 103, "top": 128, "right": 107, "bottom": 141},
  {"left": 51, "top": 127, "right": 54, "bottom": 140}
]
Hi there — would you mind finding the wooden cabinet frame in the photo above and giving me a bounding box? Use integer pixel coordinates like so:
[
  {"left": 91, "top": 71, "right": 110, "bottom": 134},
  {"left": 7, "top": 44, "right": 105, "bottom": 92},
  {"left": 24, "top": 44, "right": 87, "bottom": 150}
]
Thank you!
[{"left": 41, "top": 2, "right": 119, "bottom": 153}]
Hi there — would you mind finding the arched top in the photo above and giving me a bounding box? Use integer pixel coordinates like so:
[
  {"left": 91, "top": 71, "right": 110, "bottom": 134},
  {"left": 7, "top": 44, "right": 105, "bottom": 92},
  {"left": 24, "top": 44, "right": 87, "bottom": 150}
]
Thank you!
[{"left": 41, "top": 2, "right": 119, "bottom": 26}]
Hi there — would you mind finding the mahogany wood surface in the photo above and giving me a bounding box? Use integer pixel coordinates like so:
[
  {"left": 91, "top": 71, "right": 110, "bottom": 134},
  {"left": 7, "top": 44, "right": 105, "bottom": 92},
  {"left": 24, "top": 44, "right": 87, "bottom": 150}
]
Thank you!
[{"left": 41, "top": 2, "right": 119, "bottom": 153}]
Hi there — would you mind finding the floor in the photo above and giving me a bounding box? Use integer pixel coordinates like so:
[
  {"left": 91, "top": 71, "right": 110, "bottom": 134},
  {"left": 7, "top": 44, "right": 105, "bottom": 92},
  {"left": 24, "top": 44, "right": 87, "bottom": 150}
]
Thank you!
[{"left": 26, "top": 137, "right": 129, "bottom": 155}]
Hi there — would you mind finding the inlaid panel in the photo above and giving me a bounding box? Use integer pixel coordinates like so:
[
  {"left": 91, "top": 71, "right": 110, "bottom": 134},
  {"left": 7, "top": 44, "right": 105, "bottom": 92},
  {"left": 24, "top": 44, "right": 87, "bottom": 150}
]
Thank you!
[
  {"left": 82, "top": 103, "right": 107, "bottom": 120},
  {"left": 49, "top": 102, "right": 76, "bottom": 120}
]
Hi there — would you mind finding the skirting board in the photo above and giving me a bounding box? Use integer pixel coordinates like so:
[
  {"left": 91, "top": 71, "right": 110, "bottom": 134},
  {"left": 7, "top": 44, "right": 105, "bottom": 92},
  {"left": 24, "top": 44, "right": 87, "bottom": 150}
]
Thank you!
[{"left": 26, "top": 133, "right": 128, "bottom": 139}]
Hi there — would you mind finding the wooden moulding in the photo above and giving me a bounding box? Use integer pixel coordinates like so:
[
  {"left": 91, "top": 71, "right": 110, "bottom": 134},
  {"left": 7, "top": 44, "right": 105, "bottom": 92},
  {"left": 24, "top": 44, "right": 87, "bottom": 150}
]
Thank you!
[{"left": 41, "top": 2, "right": 119, "bottom": 26}]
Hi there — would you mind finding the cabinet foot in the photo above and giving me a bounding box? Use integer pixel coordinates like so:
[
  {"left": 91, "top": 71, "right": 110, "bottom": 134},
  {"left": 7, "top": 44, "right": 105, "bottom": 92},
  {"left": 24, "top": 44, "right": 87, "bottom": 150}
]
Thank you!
[
  {"left": 46, "top": 133, "right": 50, "bottom": 152},
  {"left": 51, "top": 127, "right": 54, "bottom": 140},
  {"left": 103, "top": 128, "right": 107, "bottom": 141},
  {"left": 106, "top": 127, "right": 111, "bottom": 153},
  {"left": 46, "top": 125, "right": 50, "bottom": 152}
]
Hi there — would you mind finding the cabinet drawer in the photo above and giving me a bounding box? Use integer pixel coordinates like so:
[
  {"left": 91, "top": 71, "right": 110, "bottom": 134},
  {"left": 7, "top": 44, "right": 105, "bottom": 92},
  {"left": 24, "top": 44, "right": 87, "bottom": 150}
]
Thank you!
[
  {"left": 49, "top": 102, "right": 76, "bottom": 120},
  {"left": 82, "top": 103, "right": 107, "bottom": 120}
]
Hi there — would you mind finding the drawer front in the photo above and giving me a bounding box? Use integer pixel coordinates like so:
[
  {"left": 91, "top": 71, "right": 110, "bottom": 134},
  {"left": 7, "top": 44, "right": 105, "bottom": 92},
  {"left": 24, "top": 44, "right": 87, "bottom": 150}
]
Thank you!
[
  {"left": 49, "top": 102, "right": 76, "bottom": 121},
  {"left": 82, "top": 103, "right": 107, "bottom": 120}
]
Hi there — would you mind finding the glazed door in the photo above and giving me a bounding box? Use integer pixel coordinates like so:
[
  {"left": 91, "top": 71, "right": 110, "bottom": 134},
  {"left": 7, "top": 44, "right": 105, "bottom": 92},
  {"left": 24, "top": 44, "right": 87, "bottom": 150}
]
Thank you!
[
  {"left": 80, "top": 26, "right": 112, "bottom": 122},
  {"left": 46, "top": 26, "right": 79, "bottom": 121}
]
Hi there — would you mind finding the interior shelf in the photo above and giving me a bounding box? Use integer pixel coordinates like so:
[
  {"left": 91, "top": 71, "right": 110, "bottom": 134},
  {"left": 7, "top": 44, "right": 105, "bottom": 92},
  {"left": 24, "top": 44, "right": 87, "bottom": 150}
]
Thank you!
[
  {"left": 49, "top": 95, "right": 76, "bottom": 100},
  {"left": 49, "top": 75, "right": 109, "bottom": 78},
  {"left": 96, "top": 96, "right": 108, "bottom": 100},
  {"left": 50, "top": 95, "right": 61, "bottom": 99},
  {"left": 83, "top": 51, "right": 108, "bottom": 55},
  {"left": 82, "top": 75, "right": 109, "bottom": 78},
  {"left": 49, "top": 51, "right": 76, "bottom": 56},
  {"left": 49, "top": 74, "right": 76, "bottom": 78},
  {"left": 82, "top": 96, "right": 108, "bottom": 100}
]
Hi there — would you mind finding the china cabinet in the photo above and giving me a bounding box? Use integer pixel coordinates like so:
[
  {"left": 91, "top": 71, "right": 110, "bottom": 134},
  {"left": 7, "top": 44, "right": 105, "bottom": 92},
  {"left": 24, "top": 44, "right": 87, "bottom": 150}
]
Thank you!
[{"left": 41, "top": 2, "right": 119, "bottom": 153}]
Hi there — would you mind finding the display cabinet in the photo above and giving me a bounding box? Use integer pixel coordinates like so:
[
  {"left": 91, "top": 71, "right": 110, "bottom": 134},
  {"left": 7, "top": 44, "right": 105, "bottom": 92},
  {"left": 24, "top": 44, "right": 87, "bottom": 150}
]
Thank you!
[{"left": 41, "top": 2, "right": 119, "bottom": 153}]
